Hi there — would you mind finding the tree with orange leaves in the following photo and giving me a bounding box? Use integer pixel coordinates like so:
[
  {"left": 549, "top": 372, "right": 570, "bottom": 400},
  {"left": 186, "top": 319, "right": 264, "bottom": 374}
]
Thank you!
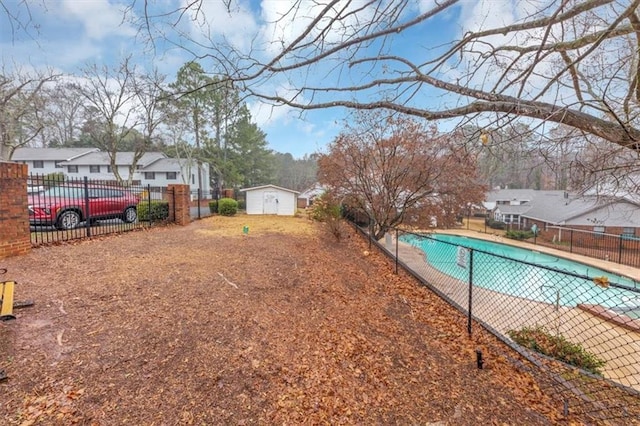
[{"left": 318, "top": 112, "right": 486, "bottom": 240}]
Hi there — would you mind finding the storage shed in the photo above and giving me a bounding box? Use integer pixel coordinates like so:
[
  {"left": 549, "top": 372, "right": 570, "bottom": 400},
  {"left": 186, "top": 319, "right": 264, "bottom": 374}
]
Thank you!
[{"left": 240, "top": 185, "right": 299, "bottom": 215}]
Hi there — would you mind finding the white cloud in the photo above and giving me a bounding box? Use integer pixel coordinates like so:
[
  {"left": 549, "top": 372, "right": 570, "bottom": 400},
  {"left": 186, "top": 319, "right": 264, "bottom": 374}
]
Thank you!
[
  {"left": 182, "top": 0, "right": 258, "bottom": 51},
  {"left": 249, "top": 100, "right": 294, "bottom": 128},
  {"left": 62, "top": 0, "right": 136, "bottom": 40},
  {"left": 259, "top": 0, "right": 373, "bottom": 55}
]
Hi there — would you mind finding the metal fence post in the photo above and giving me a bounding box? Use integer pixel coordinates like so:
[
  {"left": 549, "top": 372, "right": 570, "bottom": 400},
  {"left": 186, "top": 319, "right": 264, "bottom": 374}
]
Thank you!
[
  {"left": 83, "top": 176, "right": 91, "bottom": 238},
  {"left": 467, "top": 249, "right": 474, "bottom": 336},
  {"left": 618, "top": 235, "right": 623, "bottom": 264},
  {"left": 197, "top": 187, "right": 202, "bottom": 219},
  {"left": 570, "top": 229, "right": 574, "bottom": 253},
  {"left": 147, "top": 184, "right": 152, "bottom": 226}
]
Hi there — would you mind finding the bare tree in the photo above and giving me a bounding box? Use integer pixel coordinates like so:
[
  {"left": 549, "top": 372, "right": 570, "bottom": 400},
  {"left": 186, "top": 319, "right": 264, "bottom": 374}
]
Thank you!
[
  {"left": 133, "top": 0, "right": 640, "bottom": 155},
  {"left": 132, "top": 68, "right": 168, "bottom": 174},
  {"left": 76, "top": 58, "right": 143, "bottom": 183},
  {"left": 0, "top": 68, "right": 58, "bottom": 160},
  {"left": 36, "top": 82, "right": 86, "bottom": 147}
]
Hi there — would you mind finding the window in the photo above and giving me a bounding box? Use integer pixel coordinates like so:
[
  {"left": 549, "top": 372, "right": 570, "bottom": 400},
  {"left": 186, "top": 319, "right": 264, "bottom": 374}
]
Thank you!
[
  {"left": 107, "top": 165, "right": 112, "bottom": 173},
  {"left": 144, "top": 172, "right": 155, "bottom": 180},
  {"left": 191, "top": 174, "right": 195, "bottom": 184},
  {"left": 54, "top": 161, "right": 63, "bottom": 169},
  {"left": 594, "top": 226, "right": 605, "bottom": 234},
  {"left": 33, "top": 160, "right": 44, "bottom": 169},
  {"left": 68, "top": 165, "right": 78, "bottom": 173},
  {"left": 89, "top": 165, "right": 100, "bottom": 173},
  {"left": 623, "top": 227, "right": 635, "bottom": 237},
  {"left": 166, "top": 172, "right": 177, "bottom": 180}
]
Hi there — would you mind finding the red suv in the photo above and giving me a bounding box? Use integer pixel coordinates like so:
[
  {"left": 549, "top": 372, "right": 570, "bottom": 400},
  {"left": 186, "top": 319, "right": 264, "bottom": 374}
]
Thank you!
[{"left": 28, "top": 185, "right": 140, "bottom": 230}]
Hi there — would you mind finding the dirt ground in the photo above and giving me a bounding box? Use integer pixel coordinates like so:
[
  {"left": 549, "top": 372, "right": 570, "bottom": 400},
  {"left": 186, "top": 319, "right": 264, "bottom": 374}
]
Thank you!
[{"left": 0, "top": 215, "right": 612, "bottom": 424}]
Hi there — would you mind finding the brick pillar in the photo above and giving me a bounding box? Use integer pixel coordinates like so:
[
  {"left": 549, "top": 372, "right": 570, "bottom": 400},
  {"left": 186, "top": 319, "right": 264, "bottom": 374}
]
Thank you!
[
  {"left": 167, "top": 184, "right": 191, "bottom": 226},
  {"left": 0, "top": 162, "right": 30, "bottom": 259}
]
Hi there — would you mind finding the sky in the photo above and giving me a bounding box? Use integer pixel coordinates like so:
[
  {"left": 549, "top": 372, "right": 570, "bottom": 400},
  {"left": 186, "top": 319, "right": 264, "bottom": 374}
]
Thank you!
[{"left": 0, "top": 0, "right": 524, "bottom": 158}]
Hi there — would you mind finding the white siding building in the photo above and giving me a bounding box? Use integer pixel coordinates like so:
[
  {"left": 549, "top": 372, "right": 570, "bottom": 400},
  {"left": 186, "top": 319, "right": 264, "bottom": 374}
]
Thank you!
[
  {"left": 240, "top": 185, "right": 299, "bottom": 215},
  {"left": 12, "top": 147, "right": 100, "bottom": 175},
  {"left": 13, "top": 148, "right": 210, "bottom": 196}
]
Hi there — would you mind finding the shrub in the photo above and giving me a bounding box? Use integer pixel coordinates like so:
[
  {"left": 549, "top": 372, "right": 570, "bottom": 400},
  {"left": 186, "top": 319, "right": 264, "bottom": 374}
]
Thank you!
[
  {"left": 209, "top": 200, "right": 218, "bottom": 214},
  {"left": 505, "top": 230, "right": 534, "bottom": 240},
  {"left": 137, "top": 200, "right": 169, "bottom": 222},
  {"left": 507, "top": 326, "right": 606, "bottom": 375},
  {"left": 237, "top": 199, "right": 246, "bottom": 210},
  {"left": 309, "top": 194, "right": 341, "bottom": 222},
  {"left": 486, "top": 219, "right": 506, "bottom": 229},
  {"left": 218, "top": 198, "right": 238, "bottom": 216},
  {"left": 44, "top": 172, "right": 65, "bottom": 187},
  {"left": 309, "top": 194, "right": 347, "bottom": 241}
]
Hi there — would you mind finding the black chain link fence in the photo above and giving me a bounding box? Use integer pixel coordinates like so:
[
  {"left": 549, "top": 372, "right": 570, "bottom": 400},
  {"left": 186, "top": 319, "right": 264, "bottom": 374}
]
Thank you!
[{"left": 358, "top": 224, "right": 640, "bottom": 423}]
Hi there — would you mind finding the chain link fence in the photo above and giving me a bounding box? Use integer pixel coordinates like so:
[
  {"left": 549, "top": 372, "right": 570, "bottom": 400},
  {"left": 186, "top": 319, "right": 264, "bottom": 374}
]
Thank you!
[{"left": 361, "top": 225, "right": 640, "bottom": 423}]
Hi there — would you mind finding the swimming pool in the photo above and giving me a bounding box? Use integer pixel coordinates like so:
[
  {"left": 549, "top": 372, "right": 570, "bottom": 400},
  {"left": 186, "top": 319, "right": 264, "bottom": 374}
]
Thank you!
[{"left": 403, "top": 233, "right": 640, "bottom": 314}]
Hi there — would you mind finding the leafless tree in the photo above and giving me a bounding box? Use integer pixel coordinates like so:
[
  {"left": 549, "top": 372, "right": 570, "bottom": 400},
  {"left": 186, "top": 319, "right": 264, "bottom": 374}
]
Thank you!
[
  {"left": 76, "top": 58, "right": 143, "bottom": 183},
  {"left": 35, "top": 82, "right": 86, "bottom": 147},
  {"left": 133, "top": 0, "right": 640, "bottom": 156},
  {"left": 0, "top": 67, "right": 58, "bottom": 160},
  {"left": 132, "top": 69, "right": 168, "bottom": 166}
]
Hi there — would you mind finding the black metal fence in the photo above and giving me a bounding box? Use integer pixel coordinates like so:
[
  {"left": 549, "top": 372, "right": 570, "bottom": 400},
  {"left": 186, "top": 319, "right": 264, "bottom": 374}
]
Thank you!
[
  {"left": 538, "top": 226, "right": 640, "bottom": 268},
  {"left": 360, "top": 224, "right": 640, "bottom": 423},
  {"left": 28, "top": 174, "right": 172, "bottom": 246}
]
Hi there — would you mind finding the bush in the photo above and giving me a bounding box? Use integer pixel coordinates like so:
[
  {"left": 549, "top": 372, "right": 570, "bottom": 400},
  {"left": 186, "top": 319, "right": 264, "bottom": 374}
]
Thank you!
[
  {"left": 507, "top": 326, "right": 606, "bottom": 375},
  {"left": 208, "top": 200, "right": 218, "bottom": 213},
  {"left": 309, "top": 194, "right": 347, "bottom": 241},
  {"left": 505, "top": 230, "right": 534, "bottom": 240},
  {"left": 309, "top": 194, "right": 341, "bottom": 222},
  {"left": 137, "top": 200, "right": 169, "bottom": 222},
  {"left": 218, "top": 198, "right": 238, "bottom": 216},
  {"left": 486, "top": 219, "right": 506, "bottom": 229},
  {"left": 44, "top": 172, "right": 65, "bottom": 187},
  {"left": 237, "top": 199, "right": 246, "bottom": 210}
]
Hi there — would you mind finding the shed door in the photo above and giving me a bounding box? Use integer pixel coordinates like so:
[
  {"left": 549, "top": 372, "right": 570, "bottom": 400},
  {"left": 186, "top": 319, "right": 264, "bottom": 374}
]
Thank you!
[{"left": 263, "top": 191, "right": 278, "bottom": 214}]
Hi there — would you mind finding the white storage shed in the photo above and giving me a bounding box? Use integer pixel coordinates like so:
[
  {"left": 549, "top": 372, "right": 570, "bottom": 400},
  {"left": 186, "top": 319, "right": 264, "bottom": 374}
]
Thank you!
[{"left": 240, "top": 185, "right": 299, "bottom": 215}]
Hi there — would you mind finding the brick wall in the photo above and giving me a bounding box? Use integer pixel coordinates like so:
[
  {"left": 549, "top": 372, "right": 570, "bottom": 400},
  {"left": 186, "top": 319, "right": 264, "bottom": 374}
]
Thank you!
[
  {"left": 0, "top": 162, "right": 31, "bottom": 259},
  {"left": 167, "top": 184, "right": 191, "bottom": 226}
]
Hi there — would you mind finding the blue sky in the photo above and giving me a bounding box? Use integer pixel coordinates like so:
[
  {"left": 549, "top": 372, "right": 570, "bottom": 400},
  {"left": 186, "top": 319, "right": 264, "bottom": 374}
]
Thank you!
[{"left": 0, "top": 1, "right": 510, "bottom": 158}]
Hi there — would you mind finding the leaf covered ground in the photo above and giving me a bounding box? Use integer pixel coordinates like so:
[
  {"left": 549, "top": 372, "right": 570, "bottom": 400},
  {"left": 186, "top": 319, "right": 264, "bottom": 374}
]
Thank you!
[{"left": 0, "top": 215, "right": 610, "bottom": 424}]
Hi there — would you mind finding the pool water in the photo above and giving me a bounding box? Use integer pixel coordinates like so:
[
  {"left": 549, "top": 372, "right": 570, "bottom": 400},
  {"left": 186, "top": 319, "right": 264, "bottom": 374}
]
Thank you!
[{"left": 403, "top": 233, "right": 640, "bottom": 311}]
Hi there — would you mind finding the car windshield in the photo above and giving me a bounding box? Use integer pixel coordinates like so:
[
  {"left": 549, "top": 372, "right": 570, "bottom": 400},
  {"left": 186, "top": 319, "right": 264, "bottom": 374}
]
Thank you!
[{"left": 39, "top": 186, "right": 86, "bottom": 199}]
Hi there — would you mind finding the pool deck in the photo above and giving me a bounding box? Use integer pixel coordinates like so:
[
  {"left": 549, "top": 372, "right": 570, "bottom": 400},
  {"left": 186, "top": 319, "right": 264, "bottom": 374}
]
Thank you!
[{"left": 390, "top": 230, "right": 640, "bottom": 392}]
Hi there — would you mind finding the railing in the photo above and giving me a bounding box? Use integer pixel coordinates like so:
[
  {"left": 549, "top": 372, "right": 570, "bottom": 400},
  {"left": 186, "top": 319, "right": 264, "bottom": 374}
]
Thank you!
[
  {"left": 538, "top": 226, "right": 640, "bottom": 268},
  {"left": 360, "top": 224, "right": 640, "bottom": 423},
  {"left": 28, "top": 174, "right": 172, "bottom": 246}
]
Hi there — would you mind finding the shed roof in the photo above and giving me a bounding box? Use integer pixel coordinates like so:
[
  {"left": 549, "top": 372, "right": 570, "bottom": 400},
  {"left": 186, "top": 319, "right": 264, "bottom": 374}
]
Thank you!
[{"left": 240, "top": 184, "right": 299, "bottom": 195}]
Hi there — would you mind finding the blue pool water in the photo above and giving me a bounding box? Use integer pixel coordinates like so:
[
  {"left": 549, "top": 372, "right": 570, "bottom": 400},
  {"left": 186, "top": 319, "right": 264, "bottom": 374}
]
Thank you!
[{"left": 403, "top": 233, "right": 640, "bottom": 313}]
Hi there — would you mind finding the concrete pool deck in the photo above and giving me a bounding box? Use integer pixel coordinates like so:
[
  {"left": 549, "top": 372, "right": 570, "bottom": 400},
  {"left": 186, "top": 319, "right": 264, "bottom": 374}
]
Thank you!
[{"left": 390, "top": 231, "right": 640, "bottom": 392}]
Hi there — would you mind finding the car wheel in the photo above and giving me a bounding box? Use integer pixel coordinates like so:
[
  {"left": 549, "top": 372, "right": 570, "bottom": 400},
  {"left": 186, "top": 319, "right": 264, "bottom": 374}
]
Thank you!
[
  {"left": 123, "top": 206, "right": 137, "bottom": 223},
  {"left": 56, "top": 210, "right": 81, "bottom": 230}
]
